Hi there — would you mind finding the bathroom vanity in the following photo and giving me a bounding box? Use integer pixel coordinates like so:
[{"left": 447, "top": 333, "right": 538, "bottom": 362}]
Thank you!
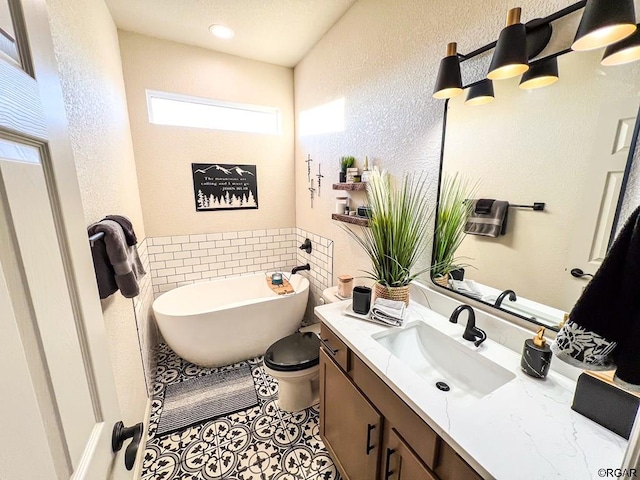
[{"left": 314, "top": 292, "right": 627, "bottom": 480}]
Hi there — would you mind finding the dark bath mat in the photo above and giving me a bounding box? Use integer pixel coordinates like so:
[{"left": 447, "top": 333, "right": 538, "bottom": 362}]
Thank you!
[{"left": 156, "top": 363, "right": 258, "bottom": 436}]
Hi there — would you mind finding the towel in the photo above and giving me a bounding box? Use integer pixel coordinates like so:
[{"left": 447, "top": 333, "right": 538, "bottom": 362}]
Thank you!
[
  {"left": 370, "top": 298, "right": 406, "bottom": 327},
  {"left": 451, "top": 279, "right": 483, "bottom": 300},
  {"left": 475, "top": 199, "right": 495, "bottom": 214},
  {"left": 464, "top": 200, "right": 509, "bottom": 237},
  {"left": 88, "top": 219, "right": 145, "bottom": 299},
  {"left": 552, "top": 205, "right": 640, "bottom": 391},
  {"left": 102, "top": 215, "right": 137, "bottom": 246}
]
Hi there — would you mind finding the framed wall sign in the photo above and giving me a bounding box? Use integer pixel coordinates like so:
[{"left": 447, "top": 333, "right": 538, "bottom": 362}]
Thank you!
[{"left": 192, "top": 163, "right": 258, "bottom": 211}]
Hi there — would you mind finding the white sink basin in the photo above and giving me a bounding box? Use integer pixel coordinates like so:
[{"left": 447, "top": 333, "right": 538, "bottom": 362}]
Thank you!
[{"left": 373, "top": 321, "right": 516, "bottom": 400}]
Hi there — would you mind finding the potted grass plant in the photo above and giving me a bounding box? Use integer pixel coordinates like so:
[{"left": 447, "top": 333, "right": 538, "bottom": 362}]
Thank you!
[
  {"left": 343, "top": 170, "right": 433, "bottom": 305},
  {"left": 432, "top": 172, "right": 478, "bottom": 287},
  {"left": 339, "top": 156, "right": 355, "bottom": 183}
]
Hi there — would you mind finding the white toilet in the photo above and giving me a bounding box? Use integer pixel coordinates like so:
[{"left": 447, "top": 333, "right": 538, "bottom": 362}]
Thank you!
[
  {"left": 263, "top": 332, "right": 320, "bottom": 412},
  {"left": 263, "top": 287, "right": 342, "bottom": 412}
]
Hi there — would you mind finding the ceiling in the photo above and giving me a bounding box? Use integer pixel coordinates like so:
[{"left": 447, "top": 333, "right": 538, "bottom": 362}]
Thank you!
[{"left": 104, "top": 0, "right": 357, "bottom": 68}]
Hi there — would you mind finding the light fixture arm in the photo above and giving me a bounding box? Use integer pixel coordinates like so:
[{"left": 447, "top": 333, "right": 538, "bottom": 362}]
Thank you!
[{"left": 455, "top": 1, "right": 586, "bottom": 62}]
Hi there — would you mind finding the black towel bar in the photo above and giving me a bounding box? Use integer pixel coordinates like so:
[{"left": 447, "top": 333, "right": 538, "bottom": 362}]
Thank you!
[
  {"left": 89, "top": 231, "right": 105, "bottom": 246},
  {"left": 509, "top": 202, "right": 545, "bottom": 211}
]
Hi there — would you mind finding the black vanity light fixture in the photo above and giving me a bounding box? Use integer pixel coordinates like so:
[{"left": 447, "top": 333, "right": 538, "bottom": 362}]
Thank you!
[
  {"left": 571, "top": 0, "right": 637, "bottom": 51},
  {"left": 433, "top": 42, "right": 463, "bottom": 99},
  {"left": 601, "top": 24, "right": 640, "bottom": 66},
  {"left": 432, "top": 2, "right": 637, "bottom": 104},
  {"left": 487, "top": 7, "right": 530, "bottom": 80},
  {"left": 465, "top": 79, "right": 495, "bottom": 106},
  {"left": 519, "top": 56, "right": 559, "bottom": 89}
]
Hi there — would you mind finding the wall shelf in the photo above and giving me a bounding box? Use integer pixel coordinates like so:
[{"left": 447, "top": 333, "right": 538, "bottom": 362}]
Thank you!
[
  {"left": 333, "top": 182, "right": 367, "bottom": 191},
  {"left": 332, "top": 213, "right": 370, "bottom": 227}
]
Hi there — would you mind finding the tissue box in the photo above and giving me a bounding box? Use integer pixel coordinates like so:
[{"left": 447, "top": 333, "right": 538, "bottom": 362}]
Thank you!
[{"left": 571, "top": 372, "right": 640, "bottom": 439}]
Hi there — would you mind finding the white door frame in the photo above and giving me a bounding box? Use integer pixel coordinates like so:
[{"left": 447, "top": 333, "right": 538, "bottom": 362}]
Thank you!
[{"left": 1, "top": 0, "right": 135, "bottom": 478}]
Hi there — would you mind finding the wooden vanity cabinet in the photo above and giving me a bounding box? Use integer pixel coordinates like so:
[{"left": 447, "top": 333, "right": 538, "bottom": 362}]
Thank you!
[
  {"left": 381, "top": 426, "right": 437, "bottom": 480},
  {"left": 319, "top": 321, "right": 483, "bottom": 480},
  {"left": 435, "top": 443, "right": 483, "bottom": 480},
  {"left": 319, "top": 349, "right": 382, "bottom": 480}
]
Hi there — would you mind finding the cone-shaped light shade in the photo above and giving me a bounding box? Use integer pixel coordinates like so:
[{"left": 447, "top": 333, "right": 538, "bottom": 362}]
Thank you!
[
  {"left": 602, "top": 24, "right": 640, "bottom": 66},
  {"left": 433, "top": 43, "right": 463, "bottom": 99},
  {"left": 519, "top": 57, "right": 559, "bottom": 89},
  {"left": 488, "top": 8, "right": 529, "bottom": 80},
  {"left": 572, "top": 0, "right": 636, "bottom": 51},
  {"left": 465, "top": 80, "right": 495, "bottom": 106}
]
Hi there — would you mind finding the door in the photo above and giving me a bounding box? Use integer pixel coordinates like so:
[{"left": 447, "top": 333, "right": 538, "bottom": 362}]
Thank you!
[
  {"left": 319, "top": 349, "right": 382, "bottom": 480},
  {"left": 563, "top": 100, "right": 640, "bottom": 309},
  {"left": 0, "top": 1, "right": 126, "bottom": 479},
  {"left": 381, "top": 427, "right": 436, "bottom": 480}
]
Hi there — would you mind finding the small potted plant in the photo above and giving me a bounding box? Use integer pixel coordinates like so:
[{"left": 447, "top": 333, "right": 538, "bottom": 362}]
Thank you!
[
  {"left": 432, "top": 172, "right": 478, "bottom": 287},
  {"left": 343, "top": 170, "right": 433, "bottom": 305},
  {"left": 339, "top": 156, "right": 355, "bottom": 183}
]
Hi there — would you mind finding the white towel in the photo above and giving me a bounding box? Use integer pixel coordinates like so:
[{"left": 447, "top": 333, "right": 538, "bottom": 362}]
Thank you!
[
  {"left": 370, "top": 298, "right": 406, "bottom": 327},
  {"left": 451, "top": 280, "right": 483, "bottom": 300}
]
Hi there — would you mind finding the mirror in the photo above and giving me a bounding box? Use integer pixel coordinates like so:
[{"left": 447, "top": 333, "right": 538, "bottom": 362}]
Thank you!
[
  {"left": 434, "top": 43, "right": 640, "bottom": 331},
  {"left": 0, "top": 0, "right": 20, "bottom": 65}
]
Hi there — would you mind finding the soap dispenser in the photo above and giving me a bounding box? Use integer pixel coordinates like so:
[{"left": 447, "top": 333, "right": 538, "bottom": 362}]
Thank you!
[{"left": 521, "top": 327, "right": 552, "bottom": 379}]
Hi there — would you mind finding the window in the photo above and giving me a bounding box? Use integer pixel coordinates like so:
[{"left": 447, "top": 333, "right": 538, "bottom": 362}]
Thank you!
[{"left": 146, "top": 90, "right": 280, "bottom": 135}]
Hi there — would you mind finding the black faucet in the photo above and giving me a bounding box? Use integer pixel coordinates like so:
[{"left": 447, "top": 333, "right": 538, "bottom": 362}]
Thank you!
[
  {"left": 291, "top": 264, "right": 310, "bottom": 275},
  {"left": 299, "top": 238, "right": 312, "bottom": 254},
  {"left": 495, "top": 289, "right": 517, "bottom": 308},
  {"left": 449, "top": 305, "right": 487, "bottom": 347}
]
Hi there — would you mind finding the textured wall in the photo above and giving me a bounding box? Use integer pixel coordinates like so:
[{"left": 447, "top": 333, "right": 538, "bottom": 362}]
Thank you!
[
  {"left": 46, "top": 0, "right": 148, "bottom": 425},
  {"left": 293, "top": 0, "right": 621, "bottom": 294},
  {"left": 118, "top": 31, "right": 296, "bottom": 237}
]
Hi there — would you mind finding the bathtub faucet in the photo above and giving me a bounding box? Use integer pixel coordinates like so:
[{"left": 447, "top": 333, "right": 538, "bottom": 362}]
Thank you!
[{"left": 291, "top": 264, "right": 310, "bottom": 275}]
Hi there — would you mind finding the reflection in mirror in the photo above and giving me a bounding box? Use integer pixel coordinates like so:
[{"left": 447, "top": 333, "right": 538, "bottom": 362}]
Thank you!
[
  {"left": 0, "top": 0, "right": 19, "bottom": 64},
  {"left": 434, "top": 48, "right": 640, "bottom": 331}
]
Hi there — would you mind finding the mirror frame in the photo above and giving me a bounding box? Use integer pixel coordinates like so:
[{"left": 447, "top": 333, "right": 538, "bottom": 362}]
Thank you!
[{"left": 431, "top": 1, "right": 640, "bottom": 331}]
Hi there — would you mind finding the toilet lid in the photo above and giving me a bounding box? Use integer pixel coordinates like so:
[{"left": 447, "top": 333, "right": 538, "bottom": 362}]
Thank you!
[{"left": 264, "top": 332, "right": 320, "bottom": 372}]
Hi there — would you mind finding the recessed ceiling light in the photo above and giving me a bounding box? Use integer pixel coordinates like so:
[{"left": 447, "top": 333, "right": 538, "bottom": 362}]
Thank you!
[{"left": 209, "top": 24, "right": 235, "bottom": 39}]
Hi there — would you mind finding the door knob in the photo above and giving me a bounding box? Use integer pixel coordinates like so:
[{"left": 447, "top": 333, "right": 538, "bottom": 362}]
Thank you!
[
  {"left": 112, "top": 421, "right": 143, "bottom": 471},
  {"left": 570, "top": 268, "right": 594, "bottom": 279}
]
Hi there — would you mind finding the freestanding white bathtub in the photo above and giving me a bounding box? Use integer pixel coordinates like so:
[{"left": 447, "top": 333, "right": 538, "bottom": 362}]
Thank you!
[{"left": 152, "top": 273, "right": 309, "bottom": 367}]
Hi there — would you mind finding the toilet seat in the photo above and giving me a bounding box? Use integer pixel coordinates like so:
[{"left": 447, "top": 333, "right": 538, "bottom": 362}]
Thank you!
[{"left": 264, "top": 332, "right": 320, "bottom": 372}]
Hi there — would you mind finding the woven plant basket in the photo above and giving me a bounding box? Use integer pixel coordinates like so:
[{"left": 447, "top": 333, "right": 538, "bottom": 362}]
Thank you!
[
  {"left": 374, "top": 283, "right": 410, "bottom": 306},
  {"left": 433, "top": 275, "right": 450, "bottom": 288}
]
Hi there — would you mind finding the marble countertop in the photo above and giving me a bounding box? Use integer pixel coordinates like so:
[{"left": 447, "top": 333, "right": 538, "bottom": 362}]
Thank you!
[{"left": 314, "top": 300, "right": 628, "bottom": 480}]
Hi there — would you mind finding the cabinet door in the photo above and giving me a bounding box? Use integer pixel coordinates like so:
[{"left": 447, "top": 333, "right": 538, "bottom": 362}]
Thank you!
[
  {"left": 320, "top": 349, "right": 382, "bottom": 480},
  {"left": 382, "top": 427, "right": 437, "bottom": 480},
  {"left": 435, "top": 442, "right": 483, "bottom": 480}
]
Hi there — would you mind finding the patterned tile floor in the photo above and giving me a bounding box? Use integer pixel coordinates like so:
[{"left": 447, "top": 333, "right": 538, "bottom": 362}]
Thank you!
[{"left": 143, "top": 344, "right": 342, "bottom": 480}]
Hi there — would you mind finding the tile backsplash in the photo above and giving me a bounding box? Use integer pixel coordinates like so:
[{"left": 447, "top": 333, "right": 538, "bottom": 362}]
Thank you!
[
  {"left": 132, "top": 238, "right": 157, "bottom": 395},
  {"left": 296, "top": 228, "right": 334, "bottom": 323},
  {"left": 147, "top": 228, "right": 298, "bottom": 296}
]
